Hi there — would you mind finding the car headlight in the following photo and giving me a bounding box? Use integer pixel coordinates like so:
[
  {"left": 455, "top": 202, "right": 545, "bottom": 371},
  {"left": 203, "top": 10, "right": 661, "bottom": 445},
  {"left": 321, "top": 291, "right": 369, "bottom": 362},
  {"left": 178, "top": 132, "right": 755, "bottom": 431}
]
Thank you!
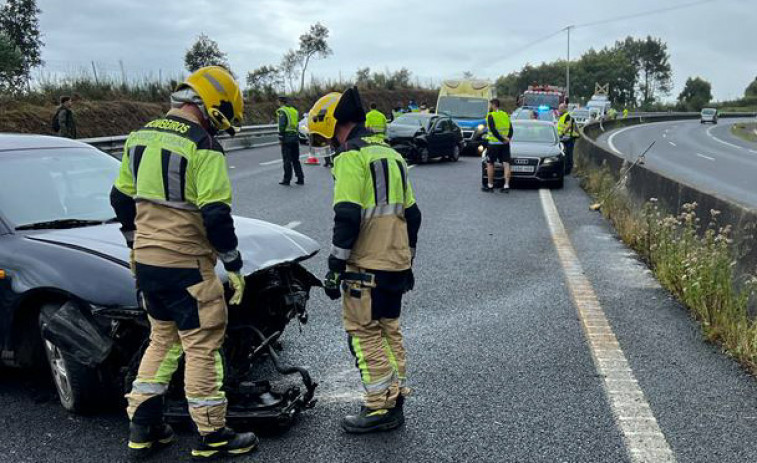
[
  {"left": 476, "top": 124, "right": 485, "bottom": 132},
  {"left": 542, "top": 156, "right": 561, "bottom": 165}
]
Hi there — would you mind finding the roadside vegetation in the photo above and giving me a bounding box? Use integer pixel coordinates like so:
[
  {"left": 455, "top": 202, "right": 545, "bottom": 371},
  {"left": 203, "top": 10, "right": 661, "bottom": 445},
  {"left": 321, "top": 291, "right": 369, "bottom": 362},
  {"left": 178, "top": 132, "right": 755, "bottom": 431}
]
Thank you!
[
  {"left": 731, "top": 122, "right": 757, "bottom": 144},
  {"left": 577, "top": 160, "right": 757, "bottom": 373}
]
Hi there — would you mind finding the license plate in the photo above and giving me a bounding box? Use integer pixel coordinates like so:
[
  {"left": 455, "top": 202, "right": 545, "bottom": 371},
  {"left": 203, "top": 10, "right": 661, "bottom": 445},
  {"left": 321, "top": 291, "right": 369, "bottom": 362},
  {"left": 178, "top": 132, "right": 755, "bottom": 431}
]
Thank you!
[{"left": 511, "top": 165, "right": 535, "bottom": 173}]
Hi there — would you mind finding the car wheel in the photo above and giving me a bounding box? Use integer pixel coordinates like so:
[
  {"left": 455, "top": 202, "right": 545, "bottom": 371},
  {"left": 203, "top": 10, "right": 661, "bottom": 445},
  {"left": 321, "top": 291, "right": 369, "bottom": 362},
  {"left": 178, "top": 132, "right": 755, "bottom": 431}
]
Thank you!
[
  {"left": 39, "top": 304, "right": 103, "bottom": 413},
  {"left": 449, "top": 145, "right": 460, "bottom": 162},
  {"left": 554, "top": 177, "right": 565, "bottom": 189},
  {"left": 419, "top": 148, "right": 430, "bottom": 164}
]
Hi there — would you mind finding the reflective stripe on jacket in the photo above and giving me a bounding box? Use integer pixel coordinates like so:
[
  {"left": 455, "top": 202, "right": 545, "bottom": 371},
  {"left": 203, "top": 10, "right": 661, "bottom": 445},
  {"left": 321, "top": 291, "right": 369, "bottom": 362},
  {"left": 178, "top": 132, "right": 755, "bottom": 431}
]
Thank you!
[
  {"left": 276, "top": 105, "right": 299, "bottom": 134},
  {"left": 558, "top": 113, "right": 579, "bottom": 138}
]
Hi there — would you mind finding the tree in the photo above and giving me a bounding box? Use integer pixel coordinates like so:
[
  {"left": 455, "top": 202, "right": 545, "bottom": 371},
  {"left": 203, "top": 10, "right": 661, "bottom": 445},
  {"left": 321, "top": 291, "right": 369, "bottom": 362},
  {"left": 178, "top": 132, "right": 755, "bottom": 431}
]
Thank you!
[
  {"left": 355, "top": 67, "right": 371, "bottom": 87},
  {"left": 462, "top": 71, "right": 474, "bottom": 79},
  {"left": 615, "top": 36, "right": 672, "bottom": 106},
  {"left": 279, "top": 49, "right": 301, "bottom": 93},
  {"left": 678, "top": 77, "right": 712, "bottom": 111},
  {"left": 246, "top": 65, "right": 282, "bottom": 98},
  {"left": 0, "top": 32, "right": 23, "bottom": 91},
  {"left": 0, "top": 0, "right": 43, "bottom": 90},
  {"left": 184, "top": 33, "right": 229, "bottom": 73},
  {"left": 745, "top": 77, "right": 757, "bottom": 98},
  {"left": 296, "top": 22, "right": 332, "bottom": 93}
]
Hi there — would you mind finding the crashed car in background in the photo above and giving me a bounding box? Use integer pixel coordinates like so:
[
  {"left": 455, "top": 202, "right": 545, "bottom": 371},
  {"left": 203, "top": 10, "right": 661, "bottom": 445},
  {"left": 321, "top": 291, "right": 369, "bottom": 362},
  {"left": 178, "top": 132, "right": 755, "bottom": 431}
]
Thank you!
[
  {"left": 480, "top": 120, "right": 565, "bottom": 189},
  {"left": 386, "top": 113, "right": 463, "bottom": 163},
  {"left": 0, "top": 134, "right": 321, "bottom": 428}
]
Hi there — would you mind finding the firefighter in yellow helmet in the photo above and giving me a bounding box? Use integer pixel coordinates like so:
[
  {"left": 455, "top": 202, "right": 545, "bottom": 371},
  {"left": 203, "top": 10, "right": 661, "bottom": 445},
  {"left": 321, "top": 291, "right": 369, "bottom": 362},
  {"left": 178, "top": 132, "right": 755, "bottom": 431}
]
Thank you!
[
  {"left": 309, "top": 87, "right": 422, "bottom": 433},
  {"left": 110, "top": 66, "right": 258, "bottom": 459}
]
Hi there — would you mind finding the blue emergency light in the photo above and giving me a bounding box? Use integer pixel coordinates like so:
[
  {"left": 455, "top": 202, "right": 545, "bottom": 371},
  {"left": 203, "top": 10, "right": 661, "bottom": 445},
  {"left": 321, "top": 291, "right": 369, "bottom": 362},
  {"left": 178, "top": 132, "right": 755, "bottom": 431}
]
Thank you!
[{"left": 538, "top": 105, "right": 550, "bottom": 111}]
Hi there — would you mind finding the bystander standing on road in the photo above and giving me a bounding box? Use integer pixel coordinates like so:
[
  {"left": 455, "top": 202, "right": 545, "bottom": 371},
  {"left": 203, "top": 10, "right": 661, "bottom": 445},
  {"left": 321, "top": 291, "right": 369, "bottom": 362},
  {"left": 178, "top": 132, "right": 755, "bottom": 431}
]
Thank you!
[
  {"left": 483, "top": 98, "right": 513, "bottom": 193},
  {"left": 558, "top": 103, "right": 579, "bottom": 175},
  {"left": 277, "top": 96, "right": 304, "bottom": 185},
  {"left": 53, "top": 96, "right": 77, "bottom": 139}
]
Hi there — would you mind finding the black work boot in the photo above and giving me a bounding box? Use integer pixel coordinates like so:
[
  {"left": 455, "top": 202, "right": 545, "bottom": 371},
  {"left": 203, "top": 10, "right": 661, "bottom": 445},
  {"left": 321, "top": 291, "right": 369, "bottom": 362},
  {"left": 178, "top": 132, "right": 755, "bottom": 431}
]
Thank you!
[
  {"left": 192, "top": 427, "right": 259, "bottom": 459},
  {"left": 127, "top": 422, "right": 175, "bottom": 459},
  {"left": 341, "top": 406, "right": 403, "bottom": 434},
  {"left": 295, "top": 178, "right": 305, "bottom": 185}
]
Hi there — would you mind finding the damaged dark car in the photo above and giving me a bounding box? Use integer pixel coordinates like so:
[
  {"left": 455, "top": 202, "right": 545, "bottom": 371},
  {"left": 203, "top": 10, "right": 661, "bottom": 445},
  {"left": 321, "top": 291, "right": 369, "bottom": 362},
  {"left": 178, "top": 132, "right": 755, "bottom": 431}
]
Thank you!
[
  {"left": 386, "top": 113, "right": 463, "bottom": 163},
  {"left": 0, "top": 134, "right": 321, "bottom": 428}
]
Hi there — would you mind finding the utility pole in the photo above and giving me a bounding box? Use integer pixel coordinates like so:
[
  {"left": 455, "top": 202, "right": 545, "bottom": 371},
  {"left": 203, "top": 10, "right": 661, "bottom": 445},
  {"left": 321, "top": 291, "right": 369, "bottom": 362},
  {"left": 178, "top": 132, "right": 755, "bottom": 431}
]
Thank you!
[{"left": 565, "top": 25, "right": 573, "bottom": 101}]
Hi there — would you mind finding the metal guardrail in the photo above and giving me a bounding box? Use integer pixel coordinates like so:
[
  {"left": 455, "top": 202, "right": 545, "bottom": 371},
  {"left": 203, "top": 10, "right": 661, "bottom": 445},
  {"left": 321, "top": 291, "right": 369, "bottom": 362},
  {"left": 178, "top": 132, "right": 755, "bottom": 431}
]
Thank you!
[{"left": 82, "top": 124, "right": 279, "bottom": 158}]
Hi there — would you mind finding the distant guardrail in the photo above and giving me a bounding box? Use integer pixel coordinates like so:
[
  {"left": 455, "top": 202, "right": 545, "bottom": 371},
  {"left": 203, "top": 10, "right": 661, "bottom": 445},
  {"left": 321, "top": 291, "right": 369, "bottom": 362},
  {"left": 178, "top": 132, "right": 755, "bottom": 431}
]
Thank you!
[{"left": 81, "top": 124, "right": 279, "bottom": 159}]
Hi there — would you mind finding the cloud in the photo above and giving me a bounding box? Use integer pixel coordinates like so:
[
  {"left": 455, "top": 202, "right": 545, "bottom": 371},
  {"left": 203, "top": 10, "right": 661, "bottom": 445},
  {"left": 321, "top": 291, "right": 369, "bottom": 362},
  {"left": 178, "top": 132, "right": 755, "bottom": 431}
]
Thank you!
[{"left": 36, "top": 0, "right": 755, "bottom": 100}]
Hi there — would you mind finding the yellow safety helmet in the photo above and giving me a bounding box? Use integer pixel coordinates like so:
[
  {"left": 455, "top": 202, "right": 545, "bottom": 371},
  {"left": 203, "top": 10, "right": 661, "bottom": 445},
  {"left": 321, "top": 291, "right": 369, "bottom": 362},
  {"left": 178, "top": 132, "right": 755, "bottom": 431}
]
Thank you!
[
  {"left": 308, "top": 92, "right": 342, "bottom": 140},
  {"left": 177, "top": 66, "right": 244, "bottom": 135},
  {"left": 308, "top": 87, "right": 366, "bottom": 142}
]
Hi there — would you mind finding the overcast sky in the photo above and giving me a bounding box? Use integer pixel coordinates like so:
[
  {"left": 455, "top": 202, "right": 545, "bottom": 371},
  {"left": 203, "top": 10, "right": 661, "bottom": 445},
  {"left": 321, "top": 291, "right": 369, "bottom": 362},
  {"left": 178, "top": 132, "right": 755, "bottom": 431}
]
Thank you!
[{"left": 34, "top": 0, "right": 756, "bottom": 101}]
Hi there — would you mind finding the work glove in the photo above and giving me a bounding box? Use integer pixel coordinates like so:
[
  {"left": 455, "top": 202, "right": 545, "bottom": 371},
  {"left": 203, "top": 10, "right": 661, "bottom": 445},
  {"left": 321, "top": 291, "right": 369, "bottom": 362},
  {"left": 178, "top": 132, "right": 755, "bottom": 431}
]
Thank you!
[
  {"left": 228, "top": 272, "right": 246, "bottom": 306},
  {"left": 405, "top": 269, "right": 415, "bottom": 293},
  {"left": 323, "top": 270, "right": 342, "bottom": 301}
]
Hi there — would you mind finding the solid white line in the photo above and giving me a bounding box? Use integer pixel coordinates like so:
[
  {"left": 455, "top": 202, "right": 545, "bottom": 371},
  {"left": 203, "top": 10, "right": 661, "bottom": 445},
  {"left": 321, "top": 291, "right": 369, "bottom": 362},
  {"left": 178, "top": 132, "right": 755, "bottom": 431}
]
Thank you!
[
  {"left": 539, "top": 189, "right": 676, "bottom": 463},
  {"left": 408, "top": 164, "right": 416, "bottom": 169},
  {"left": 706, "top": 125, "right": 744, "bottom": 151},
  {"left": 696, "top": 153, "right": 715, "bottom": 161},
  {"left": 260, "top": 159, "right": 282, "bottom": 166},
  {"left": 283, "top": 221, "right": 301, "bottom": 229},
  {"left": 668, "top": 141, "right": 677, "bottom": 147}
]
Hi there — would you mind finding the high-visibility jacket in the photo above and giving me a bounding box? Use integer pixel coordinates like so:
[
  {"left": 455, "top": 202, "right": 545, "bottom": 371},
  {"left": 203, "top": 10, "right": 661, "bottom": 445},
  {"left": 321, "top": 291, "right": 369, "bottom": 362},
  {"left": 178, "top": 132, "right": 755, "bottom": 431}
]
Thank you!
[
  {"left": 329, "top": 127, "right": 422, "bottom": 271},
  {"left": 486, "top": 110, "right": 511, "bottom": 144},
  {"left": 558, "top": 112, "right": 579, "bottom": 138},
  {"left": 111, "top": 109, "right": 242, "bottom": 271},
  {"left": 365, "top": 109, "right": 388, "bottom": 135},
  {"left": 623, "top": 109, "right": 629, "bottom": 118},
  {"left": 276, "top": 105, "right": 299, "bottom": 142}
]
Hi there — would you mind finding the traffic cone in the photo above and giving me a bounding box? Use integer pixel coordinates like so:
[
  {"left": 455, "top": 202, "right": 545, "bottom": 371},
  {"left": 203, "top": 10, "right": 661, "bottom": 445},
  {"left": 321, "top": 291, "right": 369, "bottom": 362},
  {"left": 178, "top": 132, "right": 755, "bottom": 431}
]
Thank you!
[{"left": 304, "top": 152, "right": 320, "bottom": 165}]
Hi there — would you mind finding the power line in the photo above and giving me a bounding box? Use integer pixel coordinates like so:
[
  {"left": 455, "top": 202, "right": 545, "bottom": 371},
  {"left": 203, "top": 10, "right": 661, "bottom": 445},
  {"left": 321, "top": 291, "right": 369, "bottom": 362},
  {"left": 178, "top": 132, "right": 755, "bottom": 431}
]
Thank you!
[{"left": 572, "top": 0, "right": 718, "bottom": 29}]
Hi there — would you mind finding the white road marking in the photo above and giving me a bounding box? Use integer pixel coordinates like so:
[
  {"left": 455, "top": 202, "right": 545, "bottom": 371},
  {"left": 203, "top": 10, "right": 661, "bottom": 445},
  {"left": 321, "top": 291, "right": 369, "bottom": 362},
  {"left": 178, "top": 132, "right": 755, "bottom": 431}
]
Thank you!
[
  {"left": 607, "top": 125, "right": 644, "bottom": 155},
  {"left": 539, "top": 189, "right": 676, "bottom": 463},
  {"left": 408, "top": 164, "right": 416, "bottom": 169},
  {"left": 668, "top": 141, "right": 676, "bottom": 147},
  {"left": 283, "top": 221, "right": 301, "bottom": 229},
  {"left": 229, "top": 165, "right": 236, "bottom": 169},
  {"left": 706, "top": 125, "right": 744, "bottom": 151},
  {"left": 696, "top": 153, "right": 715, "bottom": 161},
  {"left": 662, "top": 133, "right": 667, "bottom": 138},
  {"left": 260, "top": 159, "right": 282, "bottom": 166}
]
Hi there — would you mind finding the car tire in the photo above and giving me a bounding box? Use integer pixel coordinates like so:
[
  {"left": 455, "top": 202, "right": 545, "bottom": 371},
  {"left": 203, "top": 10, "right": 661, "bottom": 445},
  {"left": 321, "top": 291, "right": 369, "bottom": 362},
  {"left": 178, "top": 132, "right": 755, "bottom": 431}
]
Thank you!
[
  {"left": 39, "top": 303, "right": 104, "bottom": 414},
  {"left": 419, "top": 148, "right": 430, "bottom": 164},
  {"left": 554, "top": 177, "right": 565, "bottom": 189},
  {"left": 449, "top": 145, "right": 460, "bottom": 162}
]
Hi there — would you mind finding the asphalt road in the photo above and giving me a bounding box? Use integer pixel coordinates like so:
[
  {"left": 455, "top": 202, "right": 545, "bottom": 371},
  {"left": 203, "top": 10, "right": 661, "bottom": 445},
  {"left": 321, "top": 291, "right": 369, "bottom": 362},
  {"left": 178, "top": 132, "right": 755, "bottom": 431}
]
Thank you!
[
  {"left": 2, "top": 145, "right": 757, "bottom": 462},
  {"left": 595, "top": 117, "right": 757, "bottom": 208}
]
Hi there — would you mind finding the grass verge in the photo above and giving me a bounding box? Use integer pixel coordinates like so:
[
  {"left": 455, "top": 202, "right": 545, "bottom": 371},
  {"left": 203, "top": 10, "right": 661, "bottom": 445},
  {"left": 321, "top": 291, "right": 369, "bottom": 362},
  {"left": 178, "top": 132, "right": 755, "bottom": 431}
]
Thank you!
[
  {"left": 731, "top": 122, "right": 757, "bottom": 144},
  {"left": 576, "top": 160, "right": 757, "bottom": 373}
]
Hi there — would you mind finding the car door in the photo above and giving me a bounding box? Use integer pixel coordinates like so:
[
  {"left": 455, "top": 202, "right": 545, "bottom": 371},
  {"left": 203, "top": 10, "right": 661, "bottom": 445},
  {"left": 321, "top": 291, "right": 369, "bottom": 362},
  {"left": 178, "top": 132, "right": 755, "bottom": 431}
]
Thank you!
[
  {"left": 427, "top": 117, "right": 445, "bottom": 157},
  {"left": 437, "top": 118, "right": 456, "bottom": 154}
]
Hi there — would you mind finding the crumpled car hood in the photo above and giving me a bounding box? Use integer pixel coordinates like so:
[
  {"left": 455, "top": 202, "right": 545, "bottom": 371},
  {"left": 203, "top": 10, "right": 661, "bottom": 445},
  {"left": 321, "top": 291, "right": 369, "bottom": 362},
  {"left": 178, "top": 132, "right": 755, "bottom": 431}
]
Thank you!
[{"left": 25, "top": 216, "right": 320, "bottom": 279}]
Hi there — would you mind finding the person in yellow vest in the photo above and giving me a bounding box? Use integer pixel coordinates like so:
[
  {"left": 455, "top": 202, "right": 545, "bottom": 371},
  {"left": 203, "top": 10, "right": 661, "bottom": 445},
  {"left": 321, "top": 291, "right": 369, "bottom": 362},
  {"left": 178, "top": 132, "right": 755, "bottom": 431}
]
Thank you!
[
  {"left": 365, "top": 102, "right": 388, "bottom": 139},
  {"left": 309, "top": 87, "right": 421, "bottom": 433},
  {"left": 483, "top": 98, "right": 513, "bottom": 193},
  {"left": 276, "top": 96, "right": 304, "bottom": 185},
  {"left": 623, "top": 108, "right": 629, "bottom": 118},
  {"left": 557, "top": 104, "right": 579, "bottom": 175}
]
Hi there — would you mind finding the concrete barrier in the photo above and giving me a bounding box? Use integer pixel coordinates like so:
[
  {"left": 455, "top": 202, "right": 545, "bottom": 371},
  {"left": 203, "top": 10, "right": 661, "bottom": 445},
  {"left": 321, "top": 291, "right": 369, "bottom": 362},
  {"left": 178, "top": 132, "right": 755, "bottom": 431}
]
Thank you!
[{"left": 576, "top": 114, "right": 757, "bottom": 284}]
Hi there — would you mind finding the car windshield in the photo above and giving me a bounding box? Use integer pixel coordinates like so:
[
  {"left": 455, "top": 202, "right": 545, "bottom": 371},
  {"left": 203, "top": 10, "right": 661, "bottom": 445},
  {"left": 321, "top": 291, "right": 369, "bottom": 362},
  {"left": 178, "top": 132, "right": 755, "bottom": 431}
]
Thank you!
[
  {"left": 436, "top": 96, "right": 488, "bottom": 119},
  {"left": 572, "top": 110, "right": 591, "bottom": 118},
  {"left": 702, "top": 109, "right": 716, "bottom": 115},
  {"left": 523, "top": 93, "right": 560, "bottom": 109},
  {"left": 512, "top": 124, "right": 558, "bottom": 144},
  {"left": 0, "top": 146, "right": 119, "bottom": 227},
  {"left": 393, "top": 114, "right": 431, "bottom": 128}
]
